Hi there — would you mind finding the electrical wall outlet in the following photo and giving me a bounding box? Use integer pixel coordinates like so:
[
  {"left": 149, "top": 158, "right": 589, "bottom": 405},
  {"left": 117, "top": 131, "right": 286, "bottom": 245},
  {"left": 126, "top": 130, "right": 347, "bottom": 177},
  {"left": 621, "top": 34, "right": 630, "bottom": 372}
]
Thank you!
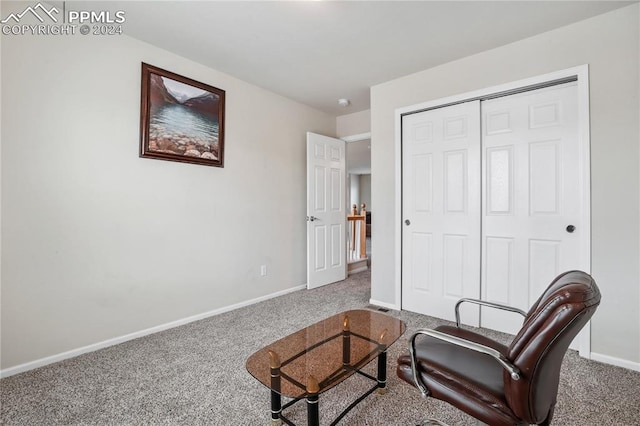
[{"left": 260, "top": 265, "right": 267, "bottom": 276}]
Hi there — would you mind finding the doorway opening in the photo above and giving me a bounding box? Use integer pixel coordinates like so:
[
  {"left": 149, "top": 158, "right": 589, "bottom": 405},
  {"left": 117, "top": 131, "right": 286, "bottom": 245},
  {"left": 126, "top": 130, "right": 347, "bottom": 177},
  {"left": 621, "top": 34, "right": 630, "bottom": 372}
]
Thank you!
[{"left": 346, "top": 134, "right": 372, "bottom": 272}]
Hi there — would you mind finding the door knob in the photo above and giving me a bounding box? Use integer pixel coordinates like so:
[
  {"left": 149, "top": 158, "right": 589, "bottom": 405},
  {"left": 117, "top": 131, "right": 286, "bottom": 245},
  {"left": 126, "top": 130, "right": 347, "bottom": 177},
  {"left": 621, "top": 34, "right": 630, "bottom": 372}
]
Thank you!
[
  {"left": 566, "top": 225, "right": 576, "bottom": 233},
  {"left": 405, "top": 219, "right": 411, "bottom": 226},
  {"left": 308, "top": 216, "right": 320, "bottom": 222}
]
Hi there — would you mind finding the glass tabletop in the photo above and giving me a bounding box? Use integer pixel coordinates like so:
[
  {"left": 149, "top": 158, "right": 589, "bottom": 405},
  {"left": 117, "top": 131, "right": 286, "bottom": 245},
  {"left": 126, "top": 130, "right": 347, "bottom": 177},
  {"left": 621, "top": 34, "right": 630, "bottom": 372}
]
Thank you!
[{"left": 246, "top": 309, "right": 406, "bottom": 398}]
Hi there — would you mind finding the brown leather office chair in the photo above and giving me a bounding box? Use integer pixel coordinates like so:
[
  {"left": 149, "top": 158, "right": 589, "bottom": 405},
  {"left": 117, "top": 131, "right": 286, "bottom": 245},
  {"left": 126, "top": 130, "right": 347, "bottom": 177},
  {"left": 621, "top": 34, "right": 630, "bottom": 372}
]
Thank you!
[{"left": 397, "top": 270, "right": 601, "bottom": 425}]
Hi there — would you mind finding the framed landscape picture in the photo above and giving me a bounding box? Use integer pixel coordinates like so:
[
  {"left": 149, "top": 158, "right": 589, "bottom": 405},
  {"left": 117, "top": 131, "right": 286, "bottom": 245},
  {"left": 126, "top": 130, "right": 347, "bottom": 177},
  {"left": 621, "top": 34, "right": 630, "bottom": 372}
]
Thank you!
[{"left": 140, "top": 63, "right": 225, "bottom": 167}]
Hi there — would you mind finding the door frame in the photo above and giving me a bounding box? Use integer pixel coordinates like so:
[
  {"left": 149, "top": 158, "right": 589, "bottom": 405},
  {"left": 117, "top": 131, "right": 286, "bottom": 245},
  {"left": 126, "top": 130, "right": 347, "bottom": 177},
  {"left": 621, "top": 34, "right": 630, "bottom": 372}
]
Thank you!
[{"left": 394, "top": 65, "right": 592, "bottom": 357}]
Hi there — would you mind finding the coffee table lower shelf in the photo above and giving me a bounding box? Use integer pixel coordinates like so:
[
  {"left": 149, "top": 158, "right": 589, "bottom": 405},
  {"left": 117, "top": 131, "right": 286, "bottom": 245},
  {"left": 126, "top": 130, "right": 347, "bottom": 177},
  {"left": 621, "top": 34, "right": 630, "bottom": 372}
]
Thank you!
[{"left": 271, "top": 351, "right": 388, "bottom": 426}]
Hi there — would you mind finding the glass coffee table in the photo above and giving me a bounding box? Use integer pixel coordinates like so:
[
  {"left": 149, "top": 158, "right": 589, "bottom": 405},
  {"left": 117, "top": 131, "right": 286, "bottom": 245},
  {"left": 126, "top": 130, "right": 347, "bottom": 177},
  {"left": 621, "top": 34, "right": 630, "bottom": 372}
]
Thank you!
[{"left": 246, "top": 309, "right": 406, "bottom": 426}]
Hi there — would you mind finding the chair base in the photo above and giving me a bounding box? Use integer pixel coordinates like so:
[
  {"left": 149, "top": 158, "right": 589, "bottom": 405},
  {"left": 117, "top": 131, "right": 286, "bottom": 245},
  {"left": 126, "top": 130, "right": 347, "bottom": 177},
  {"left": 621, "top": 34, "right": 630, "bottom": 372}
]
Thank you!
[{"left": 419, "top": 419, "right": 449, "bottom": 426}]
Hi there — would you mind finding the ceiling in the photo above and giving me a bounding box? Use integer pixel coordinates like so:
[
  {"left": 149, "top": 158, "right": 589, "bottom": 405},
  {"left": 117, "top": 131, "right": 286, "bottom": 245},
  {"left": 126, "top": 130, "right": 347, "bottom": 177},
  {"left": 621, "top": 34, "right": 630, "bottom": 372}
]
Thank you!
[{"left": 79, "top": 1, "right": 633, "bottom": 116}]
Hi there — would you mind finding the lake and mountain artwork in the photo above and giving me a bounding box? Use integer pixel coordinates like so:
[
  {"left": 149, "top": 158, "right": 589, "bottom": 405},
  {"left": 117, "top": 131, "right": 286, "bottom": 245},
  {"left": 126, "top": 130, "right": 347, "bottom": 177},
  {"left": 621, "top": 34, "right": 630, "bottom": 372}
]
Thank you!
[{"left": 147, "top": 72, "right": 222, "bottom": 163}]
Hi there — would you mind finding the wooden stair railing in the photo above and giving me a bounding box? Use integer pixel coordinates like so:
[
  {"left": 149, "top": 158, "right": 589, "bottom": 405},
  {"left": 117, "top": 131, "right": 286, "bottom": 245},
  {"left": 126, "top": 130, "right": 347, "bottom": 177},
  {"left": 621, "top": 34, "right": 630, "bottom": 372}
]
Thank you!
[{"left": 347, "top": 203, "right": 367, "bottom": 261}]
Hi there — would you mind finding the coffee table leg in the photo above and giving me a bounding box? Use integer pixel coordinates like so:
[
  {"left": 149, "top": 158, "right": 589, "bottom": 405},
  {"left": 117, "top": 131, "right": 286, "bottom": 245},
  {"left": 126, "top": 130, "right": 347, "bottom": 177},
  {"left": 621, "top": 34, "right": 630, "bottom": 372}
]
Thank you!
[
  {"left": 306, "top": 394, "right": 319, "bottom": 426},
  {"left": 269, "top": 351, "right": 282, "bottom": 425},
  {"left": 376, "top": 350, "right": 387, "bottom": 395},
  {"left": 342, "top": 315, "right": 351, "bottom": 366},
  {"left": 306, "top": 375, "right": 320, "bottom": 426},
  {"left": 270, "top": 389, "right": 282, "bottom": 425}
]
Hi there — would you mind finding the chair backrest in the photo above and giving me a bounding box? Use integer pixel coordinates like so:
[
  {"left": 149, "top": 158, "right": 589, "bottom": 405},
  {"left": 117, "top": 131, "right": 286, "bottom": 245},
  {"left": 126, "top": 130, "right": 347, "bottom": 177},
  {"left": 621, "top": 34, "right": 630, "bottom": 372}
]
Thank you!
[{"left": 505, "top": 270, "right": 601, "bottom": 424}]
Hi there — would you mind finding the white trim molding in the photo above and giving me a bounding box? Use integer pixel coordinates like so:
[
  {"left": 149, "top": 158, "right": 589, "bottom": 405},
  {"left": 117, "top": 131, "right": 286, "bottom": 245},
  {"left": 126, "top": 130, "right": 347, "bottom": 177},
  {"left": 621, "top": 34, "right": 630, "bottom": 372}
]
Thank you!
[
  {"left": 348, "top": 265, "right": 369, "bottom": 275},
  {"left": 341, "top": 132, "right": 371, "bottom": 143},
  {"left": 369, "top": 298, "right": 400, "bottom": 311},
  {"left": 0, "top": 284, "right": 306, "bottom": 378},
  {"left": 590, "top": 352, "right": 640, "bottom": 372}
]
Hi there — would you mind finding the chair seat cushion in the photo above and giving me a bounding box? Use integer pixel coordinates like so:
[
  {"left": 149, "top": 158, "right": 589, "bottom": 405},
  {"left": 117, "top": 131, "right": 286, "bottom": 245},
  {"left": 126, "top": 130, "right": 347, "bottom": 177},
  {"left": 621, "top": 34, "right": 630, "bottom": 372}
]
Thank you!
[
  {"left": 397, "top": 325, "right": 523, "bottom": 425},
  {"left": 435, "top": 325, "right": 509, "bottom": 355}
]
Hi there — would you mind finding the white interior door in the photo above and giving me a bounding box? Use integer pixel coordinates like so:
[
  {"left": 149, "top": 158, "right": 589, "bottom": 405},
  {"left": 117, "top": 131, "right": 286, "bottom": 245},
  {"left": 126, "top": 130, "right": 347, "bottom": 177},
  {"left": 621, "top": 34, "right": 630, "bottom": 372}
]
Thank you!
[
  {"left": 481, "top": 82, "right": 585, "bottom": 335},
  {"left": 306, "top": 132, "right": 347, "bottom": 289},
  {"left": 401, "top": 101, "right": 481, "bottom": 325}
]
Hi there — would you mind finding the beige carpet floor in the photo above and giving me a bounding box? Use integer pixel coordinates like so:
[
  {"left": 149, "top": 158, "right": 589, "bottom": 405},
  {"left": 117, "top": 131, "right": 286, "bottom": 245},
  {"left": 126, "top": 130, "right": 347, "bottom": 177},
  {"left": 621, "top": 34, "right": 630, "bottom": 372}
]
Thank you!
[{"left": 2, "top": 270, "right": 639, "bottom": 425}]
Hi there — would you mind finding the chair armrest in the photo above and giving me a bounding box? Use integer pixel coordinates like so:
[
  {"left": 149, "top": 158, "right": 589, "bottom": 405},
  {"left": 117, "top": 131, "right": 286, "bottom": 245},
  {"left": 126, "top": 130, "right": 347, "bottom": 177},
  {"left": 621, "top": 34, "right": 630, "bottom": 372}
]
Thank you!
[
  {"left": 408, "top": 328, "right": 521, "bottom": 398},
  {"left": 454, "top": 298, "right": 527, "bottom": 327}
]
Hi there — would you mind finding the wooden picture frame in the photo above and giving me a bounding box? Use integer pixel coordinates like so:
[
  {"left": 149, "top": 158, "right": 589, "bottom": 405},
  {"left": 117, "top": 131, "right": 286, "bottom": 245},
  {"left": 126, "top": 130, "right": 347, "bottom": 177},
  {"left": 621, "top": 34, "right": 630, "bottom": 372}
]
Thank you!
[{"left": 140, "top": 63, "right": 225, "bottom": 167}]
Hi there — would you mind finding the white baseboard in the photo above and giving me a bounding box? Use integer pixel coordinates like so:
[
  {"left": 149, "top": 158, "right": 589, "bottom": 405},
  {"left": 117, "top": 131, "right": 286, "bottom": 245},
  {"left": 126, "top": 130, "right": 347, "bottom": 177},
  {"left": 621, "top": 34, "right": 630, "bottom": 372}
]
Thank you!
[
  {"left": 0, "top": 284, "right": 307, "bottom": 378},
  {"left": 590, "top": 352, "right": 640, "bottom": 372},
  {"left": 369, "top": 298, "right": 399, "bottom": 311},
  {"left": 348, "top": 265, "right": 368, "bottom": 275}
]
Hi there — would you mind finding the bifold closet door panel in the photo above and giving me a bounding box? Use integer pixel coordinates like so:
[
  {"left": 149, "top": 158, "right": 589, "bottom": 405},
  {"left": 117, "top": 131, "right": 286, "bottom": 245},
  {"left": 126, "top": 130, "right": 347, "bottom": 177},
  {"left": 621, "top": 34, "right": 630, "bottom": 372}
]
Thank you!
[
  {"left": 401, "top": 100, "right": 481, "bottom": 326},
  {"left": 481, "top": 82, "right": 583, "bottom": 335}
]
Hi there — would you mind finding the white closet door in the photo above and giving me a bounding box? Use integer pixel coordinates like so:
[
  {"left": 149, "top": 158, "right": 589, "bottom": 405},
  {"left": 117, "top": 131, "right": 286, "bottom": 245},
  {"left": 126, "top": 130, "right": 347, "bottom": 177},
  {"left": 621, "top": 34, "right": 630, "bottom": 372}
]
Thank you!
[
  {"left": 401, "top": 101, "right": 481, "bottom": 326},
  {"left": 481, "top": 82, "right": 583, "bottom": 334}
]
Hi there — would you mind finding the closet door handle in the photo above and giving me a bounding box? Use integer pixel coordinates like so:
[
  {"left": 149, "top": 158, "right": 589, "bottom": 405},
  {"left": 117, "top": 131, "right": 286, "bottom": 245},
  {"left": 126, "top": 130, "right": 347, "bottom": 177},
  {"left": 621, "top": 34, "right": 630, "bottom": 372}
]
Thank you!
[
  {"left": 405, "top": 219, "right": 411, "bottom": 226},
  {"left": 566, "top": 225, "right": 576, "bottom": 233}
]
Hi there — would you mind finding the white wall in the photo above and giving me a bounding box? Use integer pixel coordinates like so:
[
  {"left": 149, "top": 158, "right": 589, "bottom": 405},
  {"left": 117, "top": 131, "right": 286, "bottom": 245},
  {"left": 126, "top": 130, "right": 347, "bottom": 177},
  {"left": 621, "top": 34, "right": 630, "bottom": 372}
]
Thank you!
[
  {"left": 0, "top": 29, "right": 334, "bottom": 369},
  {"left": 349, "top": 174, "right": 360, "bottom": 212},
  {"left": 337, "top": 109, "right": 371, "bottom": 138},
  {"left": 359, "top": 174, "right": 372, "bottom": 212},
  {"left": 371, "top": 5, "right": 640, "bottom": 365},
  {"left": 348, "top": 174, "right": 372, "bottom": 214}
]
